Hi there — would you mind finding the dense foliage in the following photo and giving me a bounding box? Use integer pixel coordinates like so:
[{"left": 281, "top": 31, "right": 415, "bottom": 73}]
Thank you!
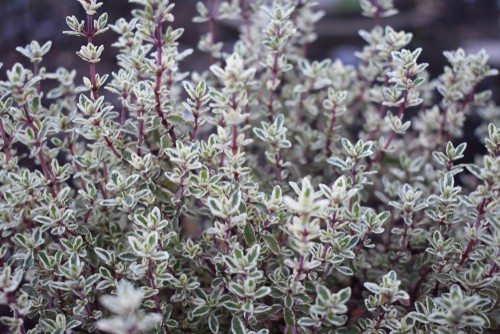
[{"left": 0, "top": 0, "right": 499, "bottom": 333}]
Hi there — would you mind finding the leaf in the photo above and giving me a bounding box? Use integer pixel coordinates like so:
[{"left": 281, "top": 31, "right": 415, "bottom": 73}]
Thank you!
[
  {"left": 255, "top": 286, "right": 271, "bottom": 299},
  {"left": 337, "top": 287, "right": 351, "bottom": 303},
  {"left": 231, "top": 191, "right": 241, "bottom": 208},
  {"left": 262, "top": 234, "right": 280, "bottom": 255},
  {"left": 243, "top": 224, "right": 256, "bottom": 245},
  {"left": 118, "top": 252, "right": 137, "bottom": 261},
  {"left": 336, "top": 266, "right": 353, "bottom": 276},
  {"left": 298, "top": 317, "right": 320, "bottom": 327},
  {"left": 94, "top": 247, "right": 112, "bottom": 263},
  {"left": 231, "top": 316, "right": 246, "bottom": 334},
  {"left": 316, "top": 285, "right": 330, "bottom": 304},
  {"left": 23, "top": 253, "right": 34, "bottom": 270},
  {"left": 99, "top": 267, "right": 113, "bottom": 279},
  {"left": 284, "top": 307, "right": 295, "bottom": 327},
  {"left": 192, "top": 305, "right": 209, "bottom": 317},
  {"left": 409, "top": 311, "right": 429, "bottom": 324},
  {"left": 247, "top": 244, "right": 260, "bottom": 264},
  {"left": 208, "top": 313, "right": 219, "bottom": 333},
  {"left": 38, "top": 251, "right": 51, "bottom": 268}
]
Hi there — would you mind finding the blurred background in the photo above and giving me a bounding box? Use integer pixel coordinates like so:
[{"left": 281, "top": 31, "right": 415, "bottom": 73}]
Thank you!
[
  {"left": 1, "top": 0, "right": 499, "bottom": 82},
  {"left": 0, "top": 0, "right": 498, "bottom": 161}
]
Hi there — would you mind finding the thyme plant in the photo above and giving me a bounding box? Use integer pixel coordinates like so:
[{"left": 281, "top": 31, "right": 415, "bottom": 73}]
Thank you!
[{"left": 0, "top": 0, "right": 499, "bottom": 333}]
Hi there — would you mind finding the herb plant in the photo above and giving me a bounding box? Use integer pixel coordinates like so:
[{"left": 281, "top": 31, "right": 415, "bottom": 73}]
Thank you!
[{"left": 0, "top": 0, "right": 499, "bottom": 333}]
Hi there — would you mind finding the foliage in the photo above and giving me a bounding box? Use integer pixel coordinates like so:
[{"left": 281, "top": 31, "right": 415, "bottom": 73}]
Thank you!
[{"left": 0, "top": 0, "right": 499, "bottom": 333}]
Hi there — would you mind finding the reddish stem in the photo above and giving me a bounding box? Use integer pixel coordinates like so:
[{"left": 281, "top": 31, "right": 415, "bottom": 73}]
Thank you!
[
  {"left": 190, "top": 97, "right": 202, "bottom": 141},
  {"left": 65, "top": 132, "right": 88, "bottom": 192},
  {"left": 137, "top": 106, "right": 145, "bottom": 156},
  {"left": 34, "top": 62, "right": 41, "bottom": 95},
  {"left": 325, "top": 113, "right": 337, "bottom": 157},
  {"left": 366, "top": 90, "right": 408, "bottom": 171},
  {"left": 231, "top": 125, "right": 238, "bottom": 155},
  {"left": 147, "top": 259, "right": 163, "bottom": 315},
  {"left": 208, "top": 0, "right": 217, "bottom": 66},
  {"left": 121, "top": 92, "right": 128, "bottom": 125},
  {"left": 23, "top": 105, "right": 57, "bottom": 198},
  {"left": 241, "top": 0, "right": 253, "bottom": 43},
  {"left": 231, "top": 125, "right": 240, "bottom": 182},
  {"left": 267, "top": 51, "right": 280, "bottom": 121},
  {"left": 274, "top": 153, "right": 282, "bottom": 182},
  {"left": 86, "top": 15, "right": 99, "bottom": 100},
  {"left": 154, "top": 22, "right": 177, "bottom": 143},
  {"left": 0, "top": 118, "right": 11, "bottom": 162},
  {"left": 458, "top": 198, "right": 488, "bottom": 266}
]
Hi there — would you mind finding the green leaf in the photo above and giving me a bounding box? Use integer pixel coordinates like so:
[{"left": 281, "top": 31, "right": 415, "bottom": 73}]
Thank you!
[
  {"left": 118, "top": 252, "right": 137, "bottom": 261},
  {"left": 192, "top": 305, "right": 209, "bottom": 317},
  {"left": 243, "top": 224, "right": 256, "bottom": 245},
  {"left": 166, "top": 114, "right": 186, "bottom": 126},
  {"left": 262, "top": 234, "right": 280, "bottom": 255},
  {"left": 316, "top": 285, "right": 330, "bottom": 304},
  {"left": 284, "top": 307, "right": 295, "bottom": 327},
  {"left": 23, "top": 253, "right": 34, "bottom": 270},
  {"left": 208, "top": 313, "right": 219, "bottom": 333},
  {"left": 255, "top": 286, "right": 271, "bottom": 299},
  {"left": 231, "top": 316, "right": 246, "bottom": 334},
  {"left": 231, "top": 191, "right": 241, "bottom": 208},
  {"left": 38, "top": 251, "right": 51, "bottom": 268},
  {"left": 337, "top": 287, "right": 351, "bottom": 303},
  {"left": 99, "top": 267, "right": 113, "bottom": 279},
  {"left": 409, "top": 311, "right": 429, "bottom": 324}
]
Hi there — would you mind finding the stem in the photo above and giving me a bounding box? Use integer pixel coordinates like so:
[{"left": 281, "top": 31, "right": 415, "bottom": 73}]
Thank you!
[
  {"left": 231, "top": 125, "right": 240, "bottom": 182},
  {"left": 87, "top": 15, "right": 99, "bottom": 100},
  {"left": 432, "top": 263, "right": 443, "bottom": 297},
  {"left": 355, "top": 235, "right": 367, "bottom": 256},
  {"left": 241, "top": 0, "right": 253, "bottom": 43},
  {"left": 147, "top": 259, "right": 162, "bottom": 314},
  {"left": 191, "top": 113, "right": 199, "bottom": 141},
  {"left": 393, "top": 223, "right": 409, "bottom": 264},
  {"left": 373, "top": 1, "right": 382, "bottom": 27},
  {"left": 325, "top": 113, "right": 337, "bottom": 157},
  {"left": 366, "top": 90, "right": 408, "bottom": 171},
  {"left": 458, "top": 198, "right": 488, "bottom": 266},
  {"left": 348, "top": 158, "right": 360, "bottom": 210},
  {"left": 190, "top": 92, "right": 204, "bottom": 140},
  {"left": 0, "top": 118, "right": 11, "bottom": 162},
  {"left": 121, "top": 92, "right": 128, "bottom": 125},
  {"left": 23, "top": 105, "right": 57, "bottom": 198},
  {"left": 85, "top": 13, "right": 129, "bottom": 167},
  {"left": 224, "top": 219, "right": 232, "bottom": 255},
  {"left": 294, "top": 254, "right": 305, "bottom": 282},
  {"left": 34, "top": 62, "right": 41, "bottom": 95},
  {"left": 267, "top": 51, "right": 280, "bottom": 121},
  {"left": 374, "top": 309, "right": 386, "bottom": 330},
  {"left": 98, "top": 123, "right": 126, "bottom": 163},
  {"left": 137, "top": 106, "right": 145, "bottom": 156},
  {"left": 65, "top": 132, "right": 88, "bottom": 192},
  {"left": 208, "top": 0, "right": 217, "bottom": 66},
  {"left": 154, "top": 21, "right": 177, "bottom": 143},
  {"left": 75, "top": 285, "right": 93, "bottom": 320},
  {"left": 231, "top": 125, "right": 238, "bottom": 155},
  {"left": 274, "top": 152, "right": 282, "bottom": 182},
  {"left": 175, "top": 169, "right": 186, "bottom": 211}
]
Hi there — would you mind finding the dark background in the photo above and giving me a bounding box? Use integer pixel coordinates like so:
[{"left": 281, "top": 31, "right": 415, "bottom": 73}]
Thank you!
[
  {"left": 0, "top": 0, "right": 499, "bottom": 167},
  {"left": 1, "top": 0, "right": 499, "bottom": 87}
]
